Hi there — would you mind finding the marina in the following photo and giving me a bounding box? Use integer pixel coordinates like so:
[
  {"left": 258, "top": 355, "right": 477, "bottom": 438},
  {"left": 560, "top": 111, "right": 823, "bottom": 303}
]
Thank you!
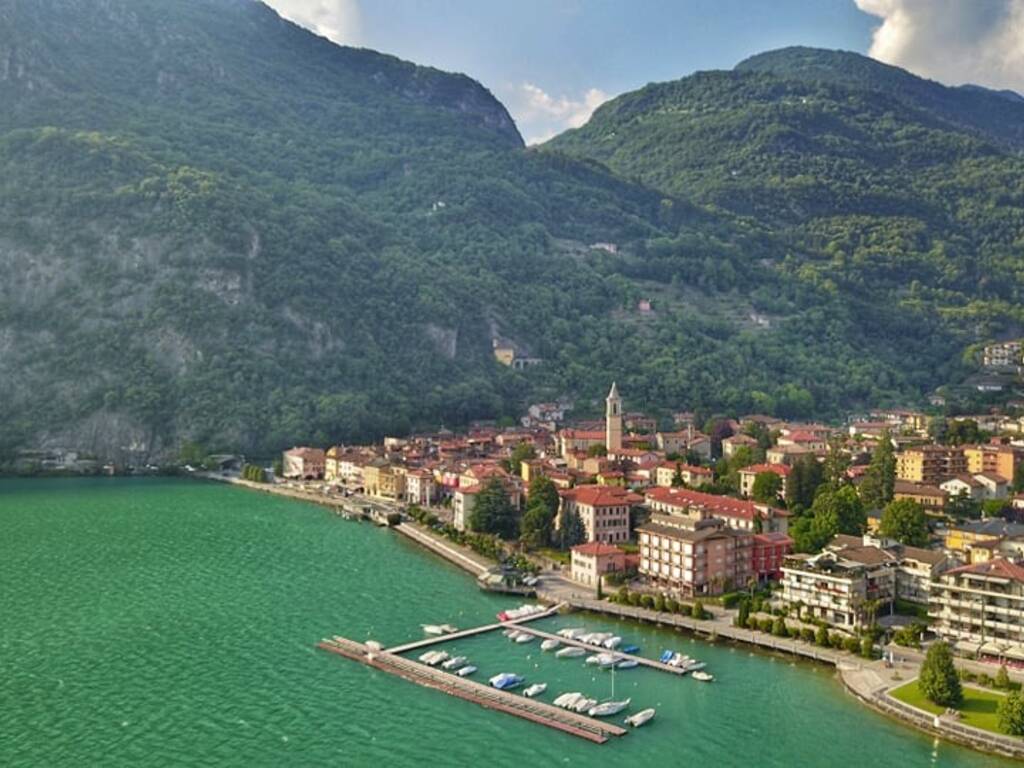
[{"left": 317, "top": 635, "right": 628, "bottom": 744}]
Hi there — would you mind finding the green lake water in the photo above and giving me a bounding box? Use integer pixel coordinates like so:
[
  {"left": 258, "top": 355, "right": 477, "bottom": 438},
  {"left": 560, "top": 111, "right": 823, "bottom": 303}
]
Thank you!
[{"left": 0, "top": 478, "right": 1016, "bottom": 767}]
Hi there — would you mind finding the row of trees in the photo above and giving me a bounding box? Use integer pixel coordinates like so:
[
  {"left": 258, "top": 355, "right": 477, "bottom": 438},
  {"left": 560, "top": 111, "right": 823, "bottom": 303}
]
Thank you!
[{"left": 468, "top": 474, "right": 585, "bottom": 550}]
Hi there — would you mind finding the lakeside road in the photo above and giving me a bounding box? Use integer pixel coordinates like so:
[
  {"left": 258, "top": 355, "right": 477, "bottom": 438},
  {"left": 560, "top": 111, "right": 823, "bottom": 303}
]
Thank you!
[{"left": 203, "top": 473, "right": 1024, "bottom": 758}]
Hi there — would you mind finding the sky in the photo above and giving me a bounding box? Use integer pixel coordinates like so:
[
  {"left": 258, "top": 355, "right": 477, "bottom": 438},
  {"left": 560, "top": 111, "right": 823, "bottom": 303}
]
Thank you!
[{"left": 263, "top": 0, "right": 1024, "bottom": 144}]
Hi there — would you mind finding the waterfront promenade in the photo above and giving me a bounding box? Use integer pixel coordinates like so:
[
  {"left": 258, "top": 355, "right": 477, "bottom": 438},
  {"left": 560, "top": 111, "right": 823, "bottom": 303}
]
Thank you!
[{"left": 207, "top": 473, "right": 1024, "bottom": 758}]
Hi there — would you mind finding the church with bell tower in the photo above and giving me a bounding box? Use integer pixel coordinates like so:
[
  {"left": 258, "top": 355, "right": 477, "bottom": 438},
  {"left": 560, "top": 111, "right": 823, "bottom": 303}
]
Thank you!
[{"left": 605, "top": 381, "right": 623, "bottom": 452}]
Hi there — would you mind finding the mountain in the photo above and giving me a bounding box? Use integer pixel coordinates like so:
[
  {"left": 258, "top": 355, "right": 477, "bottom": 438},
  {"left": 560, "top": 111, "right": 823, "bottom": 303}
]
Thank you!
[
  {"left": 0, "top": 10, "right": 1016, "bottom": 463},
  {"left": 546, "top": 46, "right": 1024, "bottom": 375}
]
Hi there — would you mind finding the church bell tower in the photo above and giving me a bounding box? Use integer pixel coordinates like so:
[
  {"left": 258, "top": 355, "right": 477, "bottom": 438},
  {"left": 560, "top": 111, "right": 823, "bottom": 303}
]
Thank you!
[{"left": 606, "top": 382, "right": 623, "bottom": 453}]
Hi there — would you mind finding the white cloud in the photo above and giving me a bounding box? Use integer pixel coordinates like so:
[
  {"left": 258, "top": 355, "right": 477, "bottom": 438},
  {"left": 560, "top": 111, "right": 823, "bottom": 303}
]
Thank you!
[
  {"left": 855, "top": 0, "right": 1024, "bottom": 92},
  {"left": 504, "top": 83, "right": 610, "bottom": 144},
  {"left": 263, "top": 0, "right": 363, "bottom": 46}
]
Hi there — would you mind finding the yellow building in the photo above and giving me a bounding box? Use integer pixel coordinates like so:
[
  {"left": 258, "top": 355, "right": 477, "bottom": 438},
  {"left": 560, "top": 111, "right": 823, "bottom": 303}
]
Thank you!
[
  {"left": 963, "top": 444, "right": 1021, "bottom": 483},
  {"left": 362, "top": 459, "right": 405, "bottom": 499},
  {"left": 896, "top": 445, "right": 966, "bottom": 485}
]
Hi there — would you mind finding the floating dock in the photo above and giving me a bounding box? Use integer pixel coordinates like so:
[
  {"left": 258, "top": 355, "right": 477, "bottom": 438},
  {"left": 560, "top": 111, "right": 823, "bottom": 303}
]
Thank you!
[
  {"left": 318, "top": 635, "right": 627, "bottom": 744},
  {"left": 383, "top": 603, "right": 561, "bottom": 655},
  {"left": 510, "top": 625, "right": 689, "bottom": 675}
]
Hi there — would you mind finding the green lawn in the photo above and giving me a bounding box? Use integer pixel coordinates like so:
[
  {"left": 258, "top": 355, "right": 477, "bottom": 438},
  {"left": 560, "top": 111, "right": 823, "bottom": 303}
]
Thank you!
[{"left": 890, "top": 680, "right": 1006, "bottom": 734}]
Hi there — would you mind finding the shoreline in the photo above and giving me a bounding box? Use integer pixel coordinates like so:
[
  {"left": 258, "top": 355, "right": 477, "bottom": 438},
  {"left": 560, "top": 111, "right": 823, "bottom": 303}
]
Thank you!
[{"left": 205, "top": 474, "right": 1024, "bottom": 759}]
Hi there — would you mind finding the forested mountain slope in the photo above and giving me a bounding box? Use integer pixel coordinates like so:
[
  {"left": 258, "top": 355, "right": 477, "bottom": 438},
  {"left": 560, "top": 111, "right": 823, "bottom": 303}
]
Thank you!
[{"left": 0, "top": 7, "right": 1009, "bottom": 461}]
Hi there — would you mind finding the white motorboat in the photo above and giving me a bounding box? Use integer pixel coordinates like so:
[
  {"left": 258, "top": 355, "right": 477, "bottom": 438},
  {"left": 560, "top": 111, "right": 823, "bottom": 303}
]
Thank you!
[
  {"left": 586, "top": 653, "right": 617, "bottom": 667},
  {"left": 514, "top": 633, "right": 535, "bottom": 644},
  {"left": 667, "top": 653, "right": 691, "bottom": 667},
  {"left": 421, "top": 624, "right": 445, "bottom": 636},
  {"left": 577, "top": 633, "right": 596, "bottom": 644},
  {"left": 588, "top": 698, "right": 631, "bottom": 717},
  {"left": 439, "top": 624, "right": 458, "bottom": 633},
  {"left": 506, "top": 630, "right": 522, "bottom": 641},
  {"left": 557, "top": 628, "right": 585, "bottom": 639},
  {"left": 418, "top": 650, "right": 442, "bottom": 664},
  {"left": 523, "top": 683, "right": 547, "bottom": 698},
  {"left": 680, "top": 661, "right": 706, "bottom": 673},
  {"left": 616, "top": 659, "right": 639, "bottom": 670},
  {"left": 603, "top": 636, "right": 622, "bottom": 650},
  {"left": 441, "top": 656, "right": 467, "bottom": 670},
  {"left": 456, "top": 665, "right": 477, "bottom": 677},
  {"left": 555, "top": 647, "right": 586, "bottom": 659},
  {"left": 691, "top": 671, "right": 714, "bottom": 682},
  {"left": 625, "top": 708, "right": 656, "bottom": 727},
  {"left": 589, "top": 632, "right": 612, "bottom": 644},
  {"left": 502, "top": 629, "right": 518, "bottom": 638},
  {"left": 555, "top": 692, "right": 583, "bottom": 709},
  {"left": 573, "top": 697, "right": 597, "bottom": 714},
  {"left": 540, "top": 639, "right": 560, "bottom": 652}
]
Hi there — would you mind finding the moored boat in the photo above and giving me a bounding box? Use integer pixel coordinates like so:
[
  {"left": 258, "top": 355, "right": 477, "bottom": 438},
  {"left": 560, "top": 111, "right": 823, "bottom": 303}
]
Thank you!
[
  {"left": 616, "top": 659, "right": 639, "bottom": 670},
  {"left": 556, "top": 692, "right": 583, "bottom": 709},
  {"left": 540, "top": 639, "right": 560, "bottom": 651},
  {"left": 691, "top": 670, "right": 714, "bottom": 682},
  {"left": 456, "top": 665, "right": 477, "bottom": 677},
  {"left": 424, "top": 651, "right": 449, "bottom": 666},
  {"left": 588, "top": 698, "right": 631, "bottom": 717},
  {"left": 523, "top": 683, "right": 547, "bottom": 698},
  {"left": 439, "top": 624, "right": 458, "bottom": 633},
  {"left": 603, "top": 636, "right": 622, "bottom": 650},
  {"left": 514, "top": 633, "right": 535, "bottom": 644},
  {"left": 421, "top": 624, "right": 444, "bottom": 636},
  {"left": 625, "top": 708, "right": 656, "bottom": 727},
  {"left": 573, "top": 697, "right": 597, "bottom": 713},
  {"left": 489, "top": 673, "right": 525, "bottom": 690},
  {"left": 622, "top": 644, "right": 640, "bottom": 654},
  {"left": 557, "top": 628, "right": 584, "bottom": 639},
  {"left": 441, "top": 655, "right": 467, "bottom": 670},
  {"left": 555, "top": 646, "right": 586, "bottom": 659}
]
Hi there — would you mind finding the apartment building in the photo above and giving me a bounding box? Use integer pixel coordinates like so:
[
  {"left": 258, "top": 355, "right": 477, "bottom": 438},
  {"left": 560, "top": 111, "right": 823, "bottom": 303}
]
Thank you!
[
  {"left": 929, "top": 559, "right": 1024, "bottom": 661},
  {"left": 637, "top": 514, "right": 752, "bottom": 597},
  {"left": 896, "top": 445, "right": 966, "bottom": 485}
]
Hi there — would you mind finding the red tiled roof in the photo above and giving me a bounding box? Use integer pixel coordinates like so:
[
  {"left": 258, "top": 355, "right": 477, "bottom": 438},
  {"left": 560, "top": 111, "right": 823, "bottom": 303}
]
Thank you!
[
  {"left": 645, "top": 487, "right": 782, "bottom": 521},
  {"left": 740, "top": 463, "right": 791, "bottom": 477},
  {"left": 562, "top": 485, "right": 643, "bottom": 507},
  {"left": 658, "top": 461, "right": 712, "bottom": 474},
  {"left": 572, "top": 542, "right": 625, "bottom": 557},
  {"left": 946, "top": 558, "right": 1024, "bottom": 582}
]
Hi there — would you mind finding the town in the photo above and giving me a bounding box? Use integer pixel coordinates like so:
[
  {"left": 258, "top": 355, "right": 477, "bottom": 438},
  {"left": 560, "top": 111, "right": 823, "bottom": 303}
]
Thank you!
[{"left": 273, "top": 379, "right": 1024, "bottom": 678}]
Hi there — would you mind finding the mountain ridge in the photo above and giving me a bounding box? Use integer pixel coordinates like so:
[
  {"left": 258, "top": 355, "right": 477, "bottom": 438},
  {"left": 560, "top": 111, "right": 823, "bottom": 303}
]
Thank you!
[{"left": 1, "top": 5, "right": 1017, "bottom": 463}]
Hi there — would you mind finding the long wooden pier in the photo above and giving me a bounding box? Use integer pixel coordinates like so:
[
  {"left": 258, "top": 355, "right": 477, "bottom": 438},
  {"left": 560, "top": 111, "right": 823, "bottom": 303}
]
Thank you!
[
  {"left": 383, "top": 604, "right": 561, "bottom": 655},
  {"left": 511, "top": 625, "right": 689, "bottom": 675},
  {"left": 318, "top": 636, "right": 627, "bottom": 744}
]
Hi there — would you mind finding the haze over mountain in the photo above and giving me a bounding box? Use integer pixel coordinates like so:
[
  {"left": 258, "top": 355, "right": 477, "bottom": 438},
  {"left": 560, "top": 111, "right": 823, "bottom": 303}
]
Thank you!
[{"left": 1, "top": 1, "right": 1020, "bottom": 461}]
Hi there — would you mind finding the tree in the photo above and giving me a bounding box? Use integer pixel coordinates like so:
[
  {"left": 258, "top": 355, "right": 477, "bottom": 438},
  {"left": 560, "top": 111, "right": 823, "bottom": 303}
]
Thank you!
[
  {"left": 519, "top": 503, "right": 554, "bottom": 548},
  {"left": 735, "top": 598, "right": 750, "bottom": 628},
  {"left": 996, "top": 665, "right": 1011, "bottom": 690},
  {"left": 752, "top": 471, "right": 782, "bottom": 503},
  {"left": 508, "top": 441, "right": 536, "bottom": 475},
  {"left": 671, "top": 462, "right": 685, "bottom": 487},
  {"left": 468, "top": 478, "right": 518, "bottom": 539},
  {"left": 998, "top": 690, "right": 1024, "bottom": 736},
  {"left": 586, "top": 443, "right": 607, "bottom": 458},
  {"left": 918, "top": 641, "right": 962, "bottom": 707},
  {"left": 927, "top": 416, "right": 948, "bottom": 444},
  {"left": 798, "top": 485, "right": 865, "bottom": 552},
  {"left": 527, "top": 476, "right": 559, "bottom": 518},
  {"left": 946, "top": 491, "right": 981, "bottom": 520},
  {"left": 860, "top": 430, "right": 895, "bottom": 510},
  {"left": 822, "top": 437, "right": 850, "bottom": 490},
  {"left": 786, "top": 455, "right": 823, "bottom": 511},
  {"left": 879, "top": 499, "right": 929, "bottom": 546},
  {"left": 691, "top": 600, "right": 706, "bottom": 620},
  {"left": 1015, "top": 463, "right": 1024, "bottom": 494},
  {"left": 560, "top": 508, "right": 586, "bottom": 549}
]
